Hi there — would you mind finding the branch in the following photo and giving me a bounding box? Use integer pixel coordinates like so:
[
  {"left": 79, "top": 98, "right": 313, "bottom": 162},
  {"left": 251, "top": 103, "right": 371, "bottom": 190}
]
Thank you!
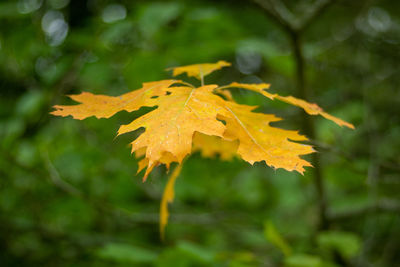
[
  {"left": 299, "top": 0, "right": 336, "bottom": 32},
  {"left": 252, "top": 0, "right": 295, "bottom": 32},
  {"left": 252, "top": 0, "right": 336, "bottom": 33}
]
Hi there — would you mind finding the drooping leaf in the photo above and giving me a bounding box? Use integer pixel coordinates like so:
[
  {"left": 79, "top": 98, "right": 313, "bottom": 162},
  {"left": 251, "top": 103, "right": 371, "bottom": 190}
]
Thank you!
[
  {"left": 160, "top": 164, "right": 182, "bottom": 240},
  {"left": 167, "top": 60, "right": 231, "bottom": 80}
]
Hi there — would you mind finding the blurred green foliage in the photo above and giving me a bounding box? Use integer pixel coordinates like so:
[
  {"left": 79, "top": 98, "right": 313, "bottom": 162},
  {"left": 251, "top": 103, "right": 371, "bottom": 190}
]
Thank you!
[{"left": 1, "top": 0, "right": 400, "bottom": 266}]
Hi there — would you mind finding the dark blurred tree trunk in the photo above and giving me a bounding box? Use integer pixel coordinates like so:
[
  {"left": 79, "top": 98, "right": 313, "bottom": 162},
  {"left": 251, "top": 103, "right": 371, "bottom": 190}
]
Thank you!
[
  {"left": 290, "top": 31, "right": 328, "bottom": 230},
  {"left": 253, "top": 0, "right": 336, "bottom": 231}
]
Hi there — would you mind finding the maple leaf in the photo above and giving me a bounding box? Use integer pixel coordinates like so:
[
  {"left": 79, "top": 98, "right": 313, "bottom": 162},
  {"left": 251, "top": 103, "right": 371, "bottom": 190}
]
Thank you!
[
  {"left": 167, "top": 60, "right": 231, "bottom": 80},
  {"left": 117, "top": 84, "right": 229, "bottom": 180}
]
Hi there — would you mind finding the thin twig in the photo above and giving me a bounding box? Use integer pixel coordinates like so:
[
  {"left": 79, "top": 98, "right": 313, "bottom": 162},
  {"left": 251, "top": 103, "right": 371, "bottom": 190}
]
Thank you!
[{"left": 42, "top": 151, "right": 83, "bottom": 197}]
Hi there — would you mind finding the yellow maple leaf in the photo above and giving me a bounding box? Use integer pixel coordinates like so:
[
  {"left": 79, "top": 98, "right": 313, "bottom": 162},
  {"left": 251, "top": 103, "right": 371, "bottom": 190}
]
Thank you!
[
  {"left": 117, "top": 85, "right": 229, "bottom": 180},
  {"left": 167, "top": 60, "right": 231, "bottom": 80}
]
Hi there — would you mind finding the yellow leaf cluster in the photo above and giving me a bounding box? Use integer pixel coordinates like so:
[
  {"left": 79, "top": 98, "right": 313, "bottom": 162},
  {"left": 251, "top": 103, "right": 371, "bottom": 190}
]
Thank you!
[
  {"left": 52, "top": 60, "right": 354, "bottom": 177},
  {"left": 51, "top": 61, "right": 354, "bottom": 238}
]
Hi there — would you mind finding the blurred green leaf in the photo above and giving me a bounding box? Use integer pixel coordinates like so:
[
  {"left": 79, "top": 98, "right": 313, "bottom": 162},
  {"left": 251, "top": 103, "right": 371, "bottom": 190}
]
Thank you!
[
  {"left": 156, "top": 240, "right": 216, "bottom": 266},
  {"left": 96, "top": 243, "right": 157, "bottom": 263},
  {"left": 317, "top": 231, "right": 361, "bottom": 259},
  {"left": 138, "top": 2, "right": 182, "bottom": 40},
  {"left": 1, "top": 118, "right": 25, "bottom": 147},
  {"left": 176, "top": 241, "right": 216, "bottom": 262},
  {"left": 263, "top": 220, "right": 292, "bottom": 256},
  {"left": 15, "top": 90, "right": 45, "bottom": 118},
  {"left": 217, "top": 251, "right": 257, "bottom": 267},
  {"left": 100, "top": 21, "right": 137, "bottom": 48},
  {"left": 284, "top": 254, "right": 323, "bottom": 267}
]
